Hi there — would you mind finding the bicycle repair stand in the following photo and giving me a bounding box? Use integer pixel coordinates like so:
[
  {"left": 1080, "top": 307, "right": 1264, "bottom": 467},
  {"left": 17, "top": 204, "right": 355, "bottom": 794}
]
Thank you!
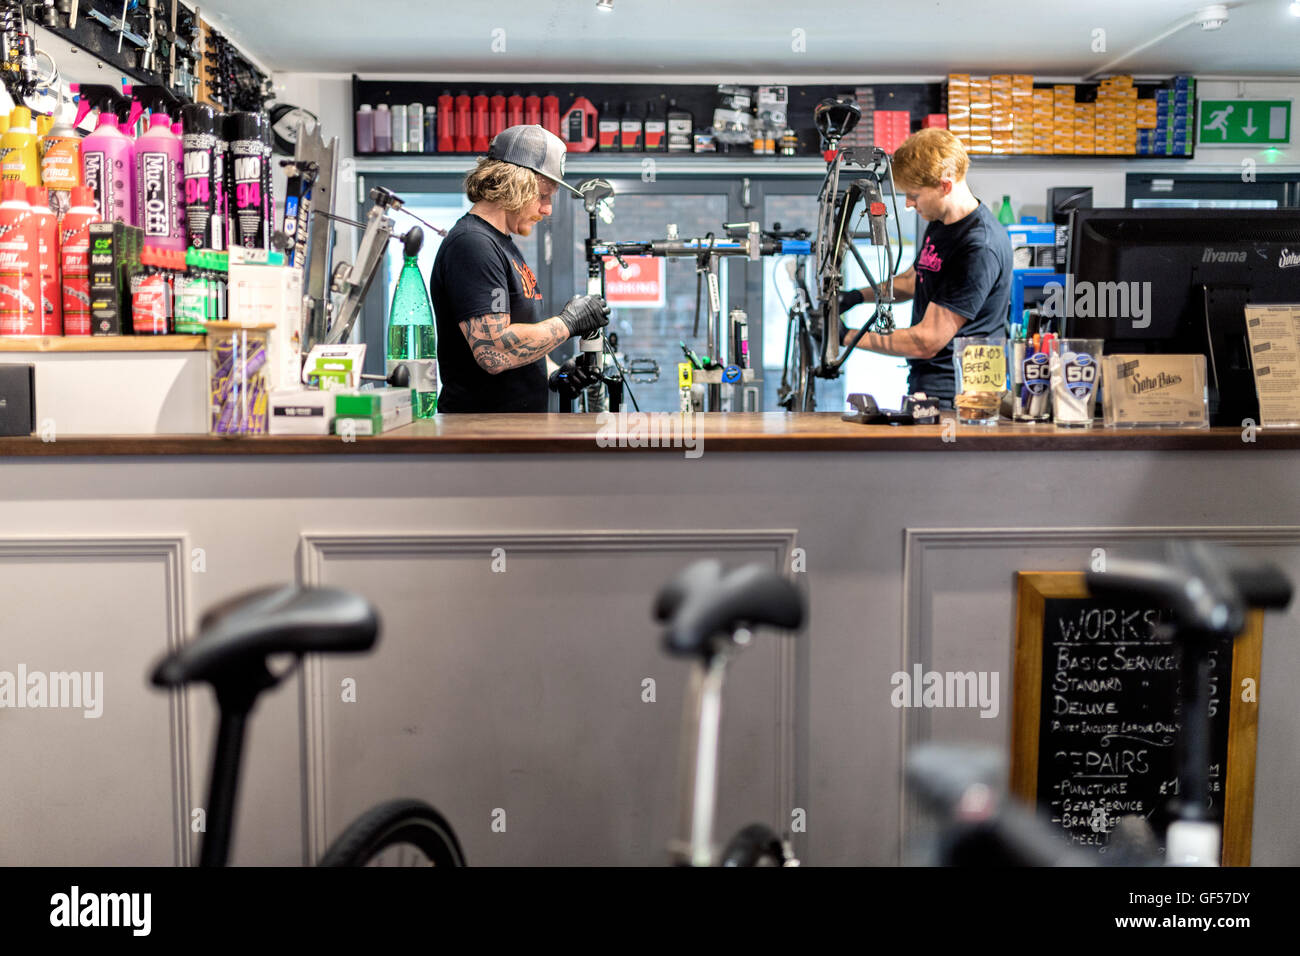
[{"left": 583, "top": 208, "right": 802, "bottom": 411}]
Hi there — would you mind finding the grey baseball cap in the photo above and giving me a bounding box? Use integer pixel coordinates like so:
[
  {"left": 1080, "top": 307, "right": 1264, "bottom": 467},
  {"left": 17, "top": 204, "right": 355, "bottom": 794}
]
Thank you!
[{"left": 487, "top": 125, "right": 583, "bottom": 197}]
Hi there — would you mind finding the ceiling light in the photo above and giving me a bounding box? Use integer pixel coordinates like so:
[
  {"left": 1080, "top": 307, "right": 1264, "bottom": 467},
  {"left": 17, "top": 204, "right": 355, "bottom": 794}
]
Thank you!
[
  {"left": 1290, "top": 1, "right": 1300, "bottom": 17},
  {"left": 597, "top": 0, "right": 614, "bottom": 11},
  {"left": 1194, "top": 4, "right": 1229, "bottom": 29}
]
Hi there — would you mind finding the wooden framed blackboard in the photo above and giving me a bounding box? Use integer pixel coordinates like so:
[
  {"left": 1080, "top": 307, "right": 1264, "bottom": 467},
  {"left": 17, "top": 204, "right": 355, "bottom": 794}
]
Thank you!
[{"left": 1011, "top": 572, "right": 1262, "bottom": 866}]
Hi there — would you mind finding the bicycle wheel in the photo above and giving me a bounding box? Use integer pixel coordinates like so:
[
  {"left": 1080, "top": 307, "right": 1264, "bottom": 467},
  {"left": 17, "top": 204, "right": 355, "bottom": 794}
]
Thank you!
[
  {"left": 318, "top": 799, "right": 467, "bottom": 867},
  {"left": 719, "top": 823, "right": 794, "bottom": 867},
  {"left": 796, "top": 331, "right": 817, "bottom": 411}
]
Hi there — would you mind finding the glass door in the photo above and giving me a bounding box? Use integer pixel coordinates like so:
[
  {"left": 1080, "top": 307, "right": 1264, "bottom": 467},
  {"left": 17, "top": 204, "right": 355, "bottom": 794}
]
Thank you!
[{"left": 567, "top": 178, "right": 745, "bottom": 413}]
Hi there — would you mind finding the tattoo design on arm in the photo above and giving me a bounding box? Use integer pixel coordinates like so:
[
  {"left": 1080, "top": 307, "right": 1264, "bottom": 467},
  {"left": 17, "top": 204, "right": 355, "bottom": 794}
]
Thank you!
[{"left": 460, "top": 313, "right": 568, "bottom": 373}]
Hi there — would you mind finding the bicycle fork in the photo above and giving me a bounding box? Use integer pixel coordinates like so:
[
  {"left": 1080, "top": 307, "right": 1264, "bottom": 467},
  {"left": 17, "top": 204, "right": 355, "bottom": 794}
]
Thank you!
[{"left": 670, "top": 654, "right": 728, "bottom": 866}]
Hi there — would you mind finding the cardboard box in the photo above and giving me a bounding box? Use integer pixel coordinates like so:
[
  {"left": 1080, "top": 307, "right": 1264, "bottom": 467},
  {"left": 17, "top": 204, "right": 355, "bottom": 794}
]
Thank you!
[
  {"left": 227, "top": 259, "right": 304, "bottom": 389},
  {"left": 268, "top": 388, "right": 333, "bottom": 435},
  {"left": 334, "top": 387, "right": 413, "bottom": 418},
  {"left": 333, "top": 403, "right": 414, "bottom": 436},
  {"left": 87, "top": 222, "right": 143, "bottom": 335}
]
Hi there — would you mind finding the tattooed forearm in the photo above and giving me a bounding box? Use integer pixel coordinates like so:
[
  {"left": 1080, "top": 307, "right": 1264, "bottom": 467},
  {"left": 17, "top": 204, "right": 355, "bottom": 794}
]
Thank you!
[{"left": 460, "top": 313, "right": 568, "bottom": 373}]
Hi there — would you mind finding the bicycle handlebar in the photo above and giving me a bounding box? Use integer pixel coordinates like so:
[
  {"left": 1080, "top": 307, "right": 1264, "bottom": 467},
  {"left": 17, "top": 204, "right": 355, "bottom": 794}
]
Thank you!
[{"left": 1085, "top": 541, "right": 1292, "bottom": 638}]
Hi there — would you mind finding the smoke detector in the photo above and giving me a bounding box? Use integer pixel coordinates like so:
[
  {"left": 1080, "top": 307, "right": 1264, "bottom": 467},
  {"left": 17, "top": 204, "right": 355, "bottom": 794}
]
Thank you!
[{"left": 1194, "top": 4, "right": 1229, "bottom": 30}]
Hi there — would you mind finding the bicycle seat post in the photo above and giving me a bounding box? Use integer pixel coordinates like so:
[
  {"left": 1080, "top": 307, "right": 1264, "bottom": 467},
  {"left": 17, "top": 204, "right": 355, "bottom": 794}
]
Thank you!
[
  {"left": 199, "top": 681, "right": 264, "bottom": 867},
  {"left": 670, "top": 644, "right": 734, "bottom": 866}
]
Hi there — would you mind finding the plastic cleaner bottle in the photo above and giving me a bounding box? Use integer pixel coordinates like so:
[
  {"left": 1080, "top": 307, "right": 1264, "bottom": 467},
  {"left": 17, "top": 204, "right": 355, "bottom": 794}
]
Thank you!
[
  {"left": 132, "top": 87, "right": 186, "bottom": 250},
  {"left": 1, "top": 107, "right": 41, "bottom": 186},
  {"left": 79, "top": 91, "right": 135, "bottom": 224},
  {"left": 386, "top": 227, "right": 437, "bottom": 418}
]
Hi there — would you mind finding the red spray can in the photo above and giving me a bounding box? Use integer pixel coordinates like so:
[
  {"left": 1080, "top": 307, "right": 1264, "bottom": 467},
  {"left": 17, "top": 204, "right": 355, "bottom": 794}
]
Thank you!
[
  {"left": 60, "top": 186, "right": 99, "bottom": 335},
  {"left": 542, "top": 94, "right": 561, "bottom": 137},
  {"left": 489, "top": 93, "right": 507, "bottom": 140},
  {"left": 454, "top": 93, "right": 472, "bottom": 152},
  {"left": 471, "top": 94, "right": 489, "bottom": 152},
  {"left": 0, "top": 180, "right": 38, "bottom": 336},
  {"left": 507, "top": 94, "right": 524, "bottom": 128},
  {"left": 437, "top": 93, "right": 454, "bottom": 152},
  {"left": 27, "top": 186, "right": 61, "bottom": 334},
  {"left": 524, "top": 95, "right": 541, "bottom": 127}
]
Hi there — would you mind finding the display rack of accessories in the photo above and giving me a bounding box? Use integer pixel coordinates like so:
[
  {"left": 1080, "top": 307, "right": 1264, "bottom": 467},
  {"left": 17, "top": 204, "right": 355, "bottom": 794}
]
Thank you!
[
  {"left": 944, "top": 73, "right": 1196, "bottom": 158},
  {"left": 352, "top": 76, "right": 943, "bottom": 159},
  {"left": 26, "top": 0, "right": 204, "bottom": 103}
]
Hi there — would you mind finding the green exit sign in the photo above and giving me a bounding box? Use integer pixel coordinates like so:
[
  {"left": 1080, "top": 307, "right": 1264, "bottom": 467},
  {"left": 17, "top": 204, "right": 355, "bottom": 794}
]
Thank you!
[{"left": 1198, "top": 100, "right": 1291, "bottom": 146}]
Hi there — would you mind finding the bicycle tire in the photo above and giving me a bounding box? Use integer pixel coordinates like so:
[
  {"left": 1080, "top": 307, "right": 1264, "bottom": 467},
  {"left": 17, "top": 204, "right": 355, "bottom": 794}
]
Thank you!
[
  {"left": 797, "top": 332, "right": 816, "bottom": 412},
  {"left": 719, "top": 823, "right": 791, "bottom": 867},
  {"left": 318, "top": 799, "right": 467, "bottom": 867}
]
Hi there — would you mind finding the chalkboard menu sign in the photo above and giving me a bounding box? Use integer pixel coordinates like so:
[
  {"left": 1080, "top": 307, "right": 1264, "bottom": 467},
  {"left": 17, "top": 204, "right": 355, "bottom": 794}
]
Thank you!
[{"left": 1011, "top": 572, "right": 1261, "bottom": 866}]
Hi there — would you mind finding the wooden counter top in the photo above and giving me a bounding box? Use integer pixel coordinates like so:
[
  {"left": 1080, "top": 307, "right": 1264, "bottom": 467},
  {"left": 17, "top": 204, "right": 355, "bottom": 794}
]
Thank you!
[
  {"left": 0, "top": 413, "right": 1297, "bottom": 456},
  {"left": 0, "top": 335, "right": 207, "bottom": 352}
]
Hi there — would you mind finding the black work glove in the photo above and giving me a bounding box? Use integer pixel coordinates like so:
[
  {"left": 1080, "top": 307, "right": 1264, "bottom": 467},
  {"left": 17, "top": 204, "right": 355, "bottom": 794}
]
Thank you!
[
  {"left": 558, "top": 294, "right": 611, "bottom": 338},
  {"left": 548, "top": 357, "right": 602, "bottom": 393},
  {"left": 837, "top": 288, "right": 866, "bottom": 315}
]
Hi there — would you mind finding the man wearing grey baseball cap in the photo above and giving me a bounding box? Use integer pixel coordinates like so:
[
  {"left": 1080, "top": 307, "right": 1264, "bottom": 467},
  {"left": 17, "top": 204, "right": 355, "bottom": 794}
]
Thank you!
[{"left": 430, "top": 125, "right": 610, "bottom": 413}]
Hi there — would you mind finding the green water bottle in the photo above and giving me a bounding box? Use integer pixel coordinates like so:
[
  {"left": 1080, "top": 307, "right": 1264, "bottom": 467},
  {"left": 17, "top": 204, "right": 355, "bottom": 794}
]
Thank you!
[
  {"left": 997, "top": 195, "right": 1016, "bottom": 226},
  {"left": 386, "top": 229, "right": 438, "bottom": 417}
]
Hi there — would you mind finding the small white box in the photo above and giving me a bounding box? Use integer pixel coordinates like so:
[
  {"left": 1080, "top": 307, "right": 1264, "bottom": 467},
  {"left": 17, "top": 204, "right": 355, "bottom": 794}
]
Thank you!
[
  {"left": 268, "top": 389, "right": 333, "bottom": 435},
  {"left": 228, "top": 261, "right": 304, "bottom": 389}
]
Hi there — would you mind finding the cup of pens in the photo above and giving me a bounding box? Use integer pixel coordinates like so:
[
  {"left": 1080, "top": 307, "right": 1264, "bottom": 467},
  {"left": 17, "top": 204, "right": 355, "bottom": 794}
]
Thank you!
[
  {"left": 1012, "top": 334, "right": 1056, "bottom": 422},
  {"left": 207, "top": 321, "right": 273, "bottom": 436}
]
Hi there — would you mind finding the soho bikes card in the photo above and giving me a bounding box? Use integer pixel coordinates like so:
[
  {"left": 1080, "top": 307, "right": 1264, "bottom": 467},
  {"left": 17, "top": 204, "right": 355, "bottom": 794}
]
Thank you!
[{"left": 1100, "top": 354, "right": 1209, "bottom": 428}]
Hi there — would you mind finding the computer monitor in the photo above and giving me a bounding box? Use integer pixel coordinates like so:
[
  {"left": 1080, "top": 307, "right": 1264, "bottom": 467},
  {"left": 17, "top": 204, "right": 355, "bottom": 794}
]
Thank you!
[{"left": 1065, "top": 208, "right": 1300, "bottom": 425}]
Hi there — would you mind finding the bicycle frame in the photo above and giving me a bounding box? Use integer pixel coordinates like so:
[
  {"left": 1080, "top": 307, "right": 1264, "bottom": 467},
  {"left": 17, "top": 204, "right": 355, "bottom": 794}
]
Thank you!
[{"left": 670, "top": 654, "right": 730, "bottom": 866}]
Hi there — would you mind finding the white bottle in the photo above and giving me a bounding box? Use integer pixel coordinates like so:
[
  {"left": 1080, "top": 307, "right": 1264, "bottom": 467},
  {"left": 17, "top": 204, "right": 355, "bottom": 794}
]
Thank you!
[
  {"left": 407, "top": 102, "right": 423, "bottom": 153},
  {"left": 392, "top": 104, "right": 408, "bottom": 153}
]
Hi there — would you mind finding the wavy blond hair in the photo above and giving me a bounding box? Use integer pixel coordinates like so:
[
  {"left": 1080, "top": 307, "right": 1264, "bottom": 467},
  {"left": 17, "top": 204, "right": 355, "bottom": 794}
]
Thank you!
[
  {"left": 891, "top": 128, "right": 970, "bottom": 190},
  {"left": 464, "top": 158, "right": 539, "bottom": 213}
]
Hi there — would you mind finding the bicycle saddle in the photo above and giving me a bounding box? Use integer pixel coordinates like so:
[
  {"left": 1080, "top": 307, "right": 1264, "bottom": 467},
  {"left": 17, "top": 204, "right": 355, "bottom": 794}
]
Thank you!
[
  {"left": 152, "top": 585, "right": 378, "bottom": 688},
  {"left": 653, "top": 560, "right": 804, "bottom": 658},
  {"left": 1085, "top": 540, "right": 1292, "bottom": 638}
]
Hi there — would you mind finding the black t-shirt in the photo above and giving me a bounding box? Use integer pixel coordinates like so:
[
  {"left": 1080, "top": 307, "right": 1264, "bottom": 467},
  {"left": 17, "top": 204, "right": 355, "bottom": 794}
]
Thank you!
[
  {"left": 907, "top": 201, "right": 1013, "bottom": 405},
  {"left": 430, "top": 213, "right": 549, "bottom": 413}
]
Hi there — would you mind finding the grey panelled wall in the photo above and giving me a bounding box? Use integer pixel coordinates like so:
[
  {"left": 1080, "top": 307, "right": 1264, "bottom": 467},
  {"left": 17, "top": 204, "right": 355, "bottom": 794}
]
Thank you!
[{"left": 0, "top": 450, "right": 1298, "bottom": 865}]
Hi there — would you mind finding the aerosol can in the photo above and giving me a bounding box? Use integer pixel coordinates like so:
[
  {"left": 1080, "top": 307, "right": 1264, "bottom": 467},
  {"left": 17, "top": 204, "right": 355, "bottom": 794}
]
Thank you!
[
  {"left": 39, "top": 109, "right": 83, "bottom": 219},
  {"left": 226, "top": 112, "right": 269, "bottom": 250},
  {"left": 0, "top": 180, "right": 39, "bottom": 335},
  {"left": 0, "top": 107, "right": 40, "bottom": 186},
  {"left": 60, "top": 186, "right": 100, "bottom": 335},
  {"left": 180, "top": 103, "right": 222, "bottom": 249},
  {"left": 27, "top": 187, "right": 60, "bottom": 333}
]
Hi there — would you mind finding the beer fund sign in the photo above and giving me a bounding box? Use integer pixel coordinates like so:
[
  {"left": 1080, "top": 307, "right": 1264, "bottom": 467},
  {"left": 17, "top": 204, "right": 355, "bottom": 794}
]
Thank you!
[{"left": 959, "top": 342, "right": 1006, "bottom": 391}]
